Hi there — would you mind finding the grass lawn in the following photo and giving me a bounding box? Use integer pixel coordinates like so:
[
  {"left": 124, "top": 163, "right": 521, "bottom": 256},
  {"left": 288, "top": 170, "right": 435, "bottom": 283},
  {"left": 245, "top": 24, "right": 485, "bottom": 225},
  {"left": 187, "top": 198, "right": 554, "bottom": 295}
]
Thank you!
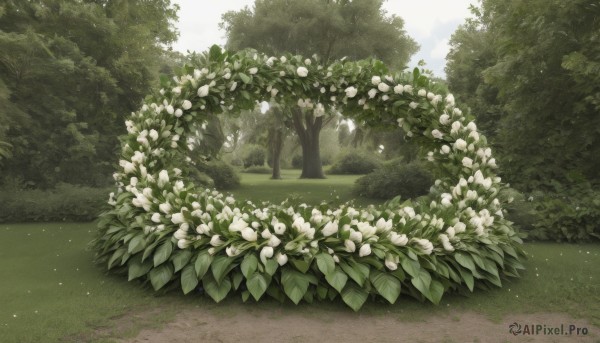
[
  {"left": 230, "top": 169, "right": 386, "bottom": 207},
  {"left": 0, "top": 173, "right": 598, "bottom": 342}
]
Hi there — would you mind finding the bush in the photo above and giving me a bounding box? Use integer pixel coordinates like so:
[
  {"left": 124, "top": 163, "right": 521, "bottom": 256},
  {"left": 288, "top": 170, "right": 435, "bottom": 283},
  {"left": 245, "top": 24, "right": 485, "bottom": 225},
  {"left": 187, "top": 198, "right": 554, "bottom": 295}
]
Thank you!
[
  {"left": 197, "top": 160, "right": 240, "bottom": 190},
  {"left": 328, "top": 150, "right": 382, "bottom": 175},
  {"left": 526, "top": 183, "right": 600, "bottom": 242},
  {"left": 243, "top": 145, "right": 266, "bottom": 168},
  {"left": 243, "top": 166, "right": 272, "bottom": 174},
  {"left": 353, "top": 160, "right": 432, "bottom": 200},
  {"left": 0, "top": 183, "right": 110, "bottom": 223},
  {"left": 291, "top": 154, "right": 303, "bottom": 169}
]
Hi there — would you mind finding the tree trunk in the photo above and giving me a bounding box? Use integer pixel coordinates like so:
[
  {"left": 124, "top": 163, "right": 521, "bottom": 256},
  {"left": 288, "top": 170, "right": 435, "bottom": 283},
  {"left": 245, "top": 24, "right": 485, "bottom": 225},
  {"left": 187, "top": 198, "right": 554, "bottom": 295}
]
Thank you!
[
  {"left": 292, "top": 108, "right": 325, "bottom": 179},
  {"left": 271, "top": 129, "right": 283, "bottom": 179}
]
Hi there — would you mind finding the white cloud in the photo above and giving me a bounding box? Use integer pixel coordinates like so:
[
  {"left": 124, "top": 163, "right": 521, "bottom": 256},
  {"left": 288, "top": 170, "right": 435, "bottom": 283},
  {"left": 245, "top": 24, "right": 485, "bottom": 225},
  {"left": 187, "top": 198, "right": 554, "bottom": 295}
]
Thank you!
[{"left": 430, "top": 38, "right": 450, "bottom": 59}]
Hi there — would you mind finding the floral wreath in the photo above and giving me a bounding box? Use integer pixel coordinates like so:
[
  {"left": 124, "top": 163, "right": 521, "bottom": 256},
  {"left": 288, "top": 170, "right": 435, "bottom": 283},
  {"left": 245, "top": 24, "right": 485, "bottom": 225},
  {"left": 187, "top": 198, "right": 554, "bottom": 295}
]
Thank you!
[{"left": 92, "top": 46, "right": 525, "bottom": 311}]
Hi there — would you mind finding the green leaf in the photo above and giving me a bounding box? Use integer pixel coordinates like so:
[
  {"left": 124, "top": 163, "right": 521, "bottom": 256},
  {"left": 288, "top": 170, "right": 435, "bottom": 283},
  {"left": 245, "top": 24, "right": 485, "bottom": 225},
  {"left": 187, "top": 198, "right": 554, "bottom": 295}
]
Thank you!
[
  {"left": 203, "top": 273, "right": 231, "bottom": 303},
  {"left": 128, "top": 256, "right": 152, "bottom": 281},
  {"left": 153, "top": 240, "right": 173, "bottom": 267},
  {"left": 264, "top": 259, "right": 278, "bottom": 276},
  {"left": 128, "top": 235, "right": 145, "bottom": 254},
  {"left": 172, "top": 250, "right": 193, "bottom": 272},
  {"left": 401, "top": 257, "right": 421, "bottom": 278},
  {"left": 458, "top": 268, "right": 474, "bottom": 291},
  {"left": 316, "top": 253, "right": 335, "bottom": 275},
  {"left": 194, "top": 252, "right": 213, "bottom": 279},
  {"left": 108, "top": 248, "right": 126, "bottom": 269},
  {"left": 427, "top": 280, "right": 444, "bottom": 305},
  {"left": 241, "top": 254, "right": 259, "bottom": 278},
  {"left": 281, "top": 269, "right": 310, "bottom": 304},
  {"left": 239, "top": 73, "right": 251, "bottom": 84},
  {"left": 341, "top": 283, "right": 368, "bottom": 311},
  {"left": 325, "top": 266, "right": 348, "bottom": 293},
  {"left": 149, "top": 264, "right": 174, "bottom": 291},
  {"left": 181, "top": 265, "right": 198, "bottom": 294},
  {"left": 247, "top": 273, "right": 270, "bottom": 301},
  {"left": 241, "top": 290, "right": 250, "bottom": 302},
  {"left": 232, "top": 271, "right": 244, "bottom": 290},
  {"left": 290, "top": 258, "right": 311, "bottom": 273},
  {"left": 370, "top": 270, "right": 401, "bottom": 304},
  {"left": 211, "top": 255, "right": 236, "bottom": 284},
  {"left": 455, "top": 252, "right": 476, "bottom": 272},
  {"left": 339, "top": 261, "right": 368, "bottom": 286},
  {"left": 410, "top": 269, "right": 432, "bottom": 298}
]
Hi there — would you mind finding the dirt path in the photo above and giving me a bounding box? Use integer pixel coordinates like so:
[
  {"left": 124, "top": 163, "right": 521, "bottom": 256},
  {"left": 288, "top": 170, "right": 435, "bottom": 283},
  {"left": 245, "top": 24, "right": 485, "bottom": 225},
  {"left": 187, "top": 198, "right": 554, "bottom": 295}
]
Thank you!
[{"left": 121, "top": 308, "right": 598, "bottom": 343}]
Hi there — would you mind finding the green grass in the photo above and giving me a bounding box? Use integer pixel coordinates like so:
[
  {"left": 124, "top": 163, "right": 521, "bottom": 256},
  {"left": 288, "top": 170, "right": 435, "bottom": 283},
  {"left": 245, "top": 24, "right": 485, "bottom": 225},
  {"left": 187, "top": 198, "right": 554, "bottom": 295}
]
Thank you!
[
  {"left": 228, "top": 168, "right": 385, "bottom": 207},
  {"left": 1, "top": 173, "right": 598, "bottom": 341}
]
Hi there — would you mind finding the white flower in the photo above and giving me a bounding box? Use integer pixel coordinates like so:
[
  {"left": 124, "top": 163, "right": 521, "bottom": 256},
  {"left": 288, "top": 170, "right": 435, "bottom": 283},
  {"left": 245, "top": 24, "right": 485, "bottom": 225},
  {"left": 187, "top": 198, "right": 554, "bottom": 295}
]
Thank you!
[
  {"left": 223, "top": 72, "right": 231, "bottom": 79},
  {"left": 249, "top": 67, "right": 258, "bottom": 75},
  {"left": 454, "top": 139, "right": 467, "bottom": 151},
  {"left": 439, "top": 114, "right": 450, "bottom": 125},
  {"left": 415, "top": 238, "right": 433, "bottom": 255},
  {"left": 377, "top": 82, "right": 390, "bottom": 92},
  {"left": 148, "top": 129, "right": 159, "bottom": 141},
  {"left": 385, "top": 258, "right": 398, "bottom": 271},
  {"left": 322, "top": 221, "right": 338, "bottom": 237},
  {"left": 358, "top": 243, "right": 371, "bottom": 257},
  {"left": 403, "top": 206, "right": 416, "bottom": 218},
  {"left": 368, "top": 88, "right": 378, "bottom": 99},
  {"left": 454, "top": 222, "right": 466, "bottom": 233},
  {"left": 427, "top": 92, "right": 435, "bottom": 100},
  {"left": 171, "top": 213, "right": 185, "bottom": 225},
  {"left": 268, "top": 235, "right": 281, "bottom": 247},
  {"left": 197, "top": 85, "right": 210, "bottom": 97},
  {"left": 349, "top": 230, "right": 363, "bottom": 243},
  {"left": 166, "top": 105, "right": 174, "bottom": 115},
  {"left": 345, "top": 86, "right": 358, "bottom": 98},
  {"left": 279, "top": 71, "right": 285, "bottom": 77},
  {"left": 196, "top": 224, "right": 210, "bottom": 234},
  {"left": 403, "top": 85, "right": 413, "bottom": 94},
  {"left": 304, "top": 58, "right": 311, "bottom": 65},
  {"left": 273, "top": 222, "right": 286, "bottom": 235},
  {"left": 174, "top": 109, "right": 183, "bottom": 117},
  {"left": 296, "top": 66, "right": 308, "bottom": 77},
  {"left": 389, "top": 232, "right": 408, "bottom": 246},
  {"left": 158, "top": 170, "right": 169, "bottom": 187},
  {"left": 409, "top": 101, "right": 418, "bottom": 109},
  {"left": 271, "top": 88, "right": 279, "bottom": 97},
  {"left": 122, "top": 161, "right": 136, "bottom": 174},
  {"left": 174, "top": 228, "right": 188, "bottom": 240},
  {"left": 393, "top": 84, "right": 404, "bottom": 94},
  {"left": 172, "top": 87, "right": 181, "bottom": 94},
  {"left": 177, "top": 239, "right": 191, "bottom": 249},
  {"left": 451, "top": 121, "right": 462, "bottom": 134},
  {"left": 159, "top": 202, "right": 171, "bottom": 214},
  {"left": 229, "top": 218, "right": 249, "bottom": 232},
  {"left": 314, "top": 103, "right": 326, "bottom": 117},
  {"left": 241, "top": 227, "right": 257, "bottom": 241},
  {"left": 371, "top": 76, "right": 381, "bottom": 85},
  {"left": 462, "top": 157, "right": 473, "bottom": 168},
  {"left": 344, "top": 239, "right": 356, "bottom": 252},
  {"left": 260, "top": 246, "right": 274, "bottom": 263},
  {"left": 151, "top": 213, "right": 161, "bottom": 223},
  {"left": 431, "top": 129, "right": 443, "bottom": 139},
  {"left": 439, "top": 234, "right": 454, "bottom": 251},
  {"left": 467, "top": 121, "right": 477, "bottom": 131},
  {"left": 441, "top": 145, "right": 451, "bottom": 154},
  {"left": 226, "top": 246, "right": 240, "bottom": 257},
  {"left": 276, "top": 252, "right": 288, "bottom": 266},
  {"left": 418, "top": 89, "right": 427, "bottom": 97},
  {"left": 375, "top": 218, "right": 392, "bottom": 232},
  {"left": 210, "top": 235, "right": 224, "bottom": 246}
]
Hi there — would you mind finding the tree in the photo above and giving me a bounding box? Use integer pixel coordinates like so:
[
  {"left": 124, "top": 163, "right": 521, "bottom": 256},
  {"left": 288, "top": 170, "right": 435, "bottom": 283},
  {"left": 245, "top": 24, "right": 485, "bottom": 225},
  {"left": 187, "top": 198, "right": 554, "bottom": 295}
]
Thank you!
[
  {"left": 445, "top": 0, "right": 600, "bottom": 191},
  {"left": 221, "top": 0, "right": 418, "bottom": 178},
  {"left": 0, "top": 0, "right": 179, "bottom": 188}
]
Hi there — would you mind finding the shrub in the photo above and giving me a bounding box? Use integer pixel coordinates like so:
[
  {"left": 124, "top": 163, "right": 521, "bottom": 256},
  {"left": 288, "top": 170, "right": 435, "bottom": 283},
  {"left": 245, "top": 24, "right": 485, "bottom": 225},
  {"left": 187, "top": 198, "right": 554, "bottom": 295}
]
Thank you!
[
  {"left": 353, "top": 160, "right": 432, "bottom": 200},
  {"left": 196, "top": 160, "right": 240, "bottom": 190},
  {"left": 526, "top": 183, "right": 600, "bottom": 242},
  {"left": 243, "top": 145, "right": 266, "bottom": 168},
  {"left": 329, "top": 150, "right": 382, "bottom": 175},
  {"left": 243, "top": 166, "right": 272, "bottom": 174},
  {"left": 0, "top": 183, "right": 110, "bottom": 223},
  {"left": 291, "top": 154, "right": 303, "bottom": 169}
]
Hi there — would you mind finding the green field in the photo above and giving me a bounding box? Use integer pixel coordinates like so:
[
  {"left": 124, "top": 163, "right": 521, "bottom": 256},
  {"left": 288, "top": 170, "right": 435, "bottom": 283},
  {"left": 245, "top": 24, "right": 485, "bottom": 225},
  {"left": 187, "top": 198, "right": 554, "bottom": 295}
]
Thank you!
[{"left": 1, "top": 173, "right": 599, "bottom": 342}]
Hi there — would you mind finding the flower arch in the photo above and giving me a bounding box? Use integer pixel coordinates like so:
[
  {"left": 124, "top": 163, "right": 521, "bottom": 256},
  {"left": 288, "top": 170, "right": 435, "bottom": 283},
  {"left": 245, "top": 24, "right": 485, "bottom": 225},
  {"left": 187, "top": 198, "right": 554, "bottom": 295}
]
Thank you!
[{"left": 92, "top": 46, "right": 525, "bottom": 311}]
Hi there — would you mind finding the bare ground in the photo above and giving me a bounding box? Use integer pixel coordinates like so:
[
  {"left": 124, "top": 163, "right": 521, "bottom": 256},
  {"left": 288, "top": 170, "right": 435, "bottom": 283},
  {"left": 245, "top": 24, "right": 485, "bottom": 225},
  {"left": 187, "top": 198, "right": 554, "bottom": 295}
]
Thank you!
[{"left": 118, "top": 307, "right": 599, "bottom": 343}]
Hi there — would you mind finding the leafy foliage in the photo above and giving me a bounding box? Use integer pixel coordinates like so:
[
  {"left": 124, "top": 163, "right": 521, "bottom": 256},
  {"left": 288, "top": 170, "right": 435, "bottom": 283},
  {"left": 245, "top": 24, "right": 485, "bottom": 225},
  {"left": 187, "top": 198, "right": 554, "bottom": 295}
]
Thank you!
[
  {"left": 92, "top": 47, "right": 525, "bottom": 311},
  {"left": 196, "top": 160, "right": 240, "bottom": 190},
  {"left": 328, "top": 150, "right": 382, "bottom": 175},
  {"left": 243, "top": 145, "right": 266, "bottom": 168},
  {"left": 354, "top": 160, "right": 433, "bottom": 200}
]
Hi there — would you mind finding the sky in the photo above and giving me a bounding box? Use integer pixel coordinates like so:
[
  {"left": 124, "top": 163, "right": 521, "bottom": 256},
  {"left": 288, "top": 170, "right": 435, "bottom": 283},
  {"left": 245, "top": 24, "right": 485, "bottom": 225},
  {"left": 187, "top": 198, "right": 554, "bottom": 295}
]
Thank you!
[{"left": 172, "top": 0, "right": 476, "bottom": 79}]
